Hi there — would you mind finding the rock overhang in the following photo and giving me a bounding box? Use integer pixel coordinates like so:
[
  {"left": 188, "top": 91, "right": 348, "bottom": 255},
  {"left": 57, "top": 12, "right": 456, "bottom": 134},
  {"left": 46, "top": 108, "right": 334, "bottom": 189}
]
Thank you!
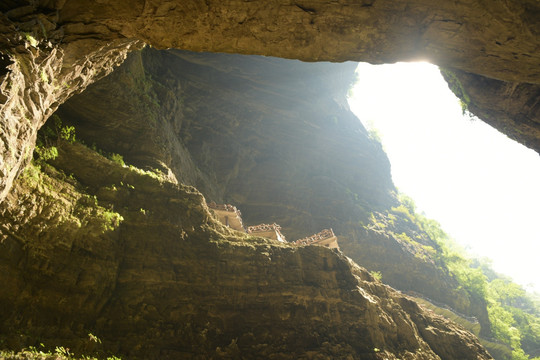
[{"left": 1, "top": 0, "right": 539, "bottom": 201}]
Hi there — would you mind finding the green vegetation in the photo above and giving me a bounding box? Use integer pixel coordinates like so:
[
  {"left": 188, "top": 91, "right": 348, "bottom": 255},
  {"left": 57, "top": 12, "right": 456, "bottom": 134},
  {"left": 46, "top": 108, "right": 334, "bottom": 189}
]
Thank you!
[
  {"left": 75, "top": 195, "right": 124, "bottom": 233},
  {"left": 347, "top": 71, "right": 360, "bottom": 97},
  {"left": 378, "top": 192, "right": 540, "bottom": 360},
  {"left": 24, "top": 33, "right": 38, "bottom": 47},
  {"left": 37, "top": 116, "right": 158, "bottom": 182},
  {"left": 486, "top": 277, "right": 540, "bottom": 360},
  {"left": 0, "top": 334, "right": 120, "bottom": 359},
  {"left": 18, "top": 160, "right": 125, "bottom": 236},
  {"left": 34, "top": 145, "right": 58, "bottom": 163},
  {"left": 40, "top": 69, "right": 48, "bottom": 84},
  {"left": 367, "top": 126, "right": 382, "bottom": 143},
  {"left": 371, "top": 271, "right": 383, "bottom": 281},
  {"left": 39, "top": 115, "right": 76, "bottom": 145},
  {"left": 23, "top": 119, "right": 125, "bottom": 235},
  {"left": 0, "top": 345, "right": 121, "bottom": 360},
  {"left": 128, "top": 165, "right": 164, "bottom": 181},
  {"left": 439, "top": 67, "right": 475, "bottom": 117},
  {"left": 21, "top": 162, "right": 42, "bottom": 184},
  {"left": 35, "top": 114, "right": 164, "bottom": 185},
  {"left": 109, "top": 153, "right": 125, "bottom": 167},
  {"left": 34, "top": 115, "right": 76, "bottom": 165},
  {"left": 439, "top": 68, "right": 470, "bottom": 105},
  {"left": 101, "top": 209, "right": 124, "bottom": 232}
]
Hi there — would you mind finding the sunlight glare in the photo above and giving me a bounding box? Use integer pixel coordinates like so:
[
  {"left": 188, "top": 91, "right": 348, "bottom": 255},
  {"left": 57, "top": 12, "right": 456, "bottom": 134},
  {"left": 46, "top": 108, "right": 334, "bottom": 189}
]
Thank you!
[{"left": 348, "top": 62, "right": 540, "bottom": 292}]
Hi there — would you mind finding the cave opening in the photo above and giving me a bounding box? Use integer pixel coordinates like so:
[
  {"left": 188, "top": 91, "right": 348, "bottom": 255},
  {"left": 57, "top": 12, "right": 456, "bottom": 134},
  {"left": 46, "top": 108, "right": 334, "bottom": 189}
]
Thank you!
[
  {"left": 1, "top": 1, "right": 540, "bottom": 358},
  {"left": 348, "top": 61, "right": 540, "bottom": 293},
  {"left": 3, "top": 31, "right": 538, "bottom": 360},
  {"left": 38, "top": 49, "right": 540, "bottom": 294}
]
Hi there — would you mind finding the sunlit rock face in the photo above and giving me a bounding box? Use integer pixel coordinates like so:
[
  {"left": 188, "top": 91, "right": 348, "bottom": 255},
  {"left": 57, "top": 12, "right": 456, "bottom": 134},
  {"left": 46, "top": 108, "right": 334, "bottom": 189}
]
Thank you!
[
  {"left": 0, "top": 1, "right": 142, "bottom": 200},
  {"left": 1, "top": 0, "right": 540, "bottom": 200},
  {"left": 53, "top": 48, "right": 491, "bottom": 345}
]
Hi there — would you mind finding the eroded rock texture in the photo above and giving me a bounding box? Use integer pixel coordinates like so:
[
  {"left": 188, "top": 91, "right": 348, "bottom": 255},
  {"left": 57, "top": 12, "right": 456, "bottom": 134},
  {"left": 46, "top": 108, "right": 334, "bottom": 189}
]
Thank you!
[
  {"left": 442, "top": 69, "right": 540, "bottom": 151},
  {"left": 1, "top": 0, "right": 540, "bottom": 200},
  {"left": 57, "top": 48, "right": 486, "bottom": 323},
  {"left": 56, "top": 49, "right": 395, "bottom": 222},
  {"left": 48, "top": 49, "right": 495, "bottom": 356},
  {"left": 0, "top": 2, "right": 142, "bottom": 199},
  {"left": 0, "top": 0, "right": 538, "bottom": 358},
  {"left": 0, "top": 137, "right": 493, "bottom": 359}
]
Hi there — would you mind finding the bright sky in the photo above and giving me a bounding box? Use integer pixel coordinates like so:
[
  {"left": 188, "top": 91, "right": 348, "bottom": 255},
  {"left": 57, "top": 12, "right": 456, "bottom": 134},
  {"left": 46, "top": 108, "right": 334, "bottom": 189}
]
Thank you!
[{"left": 348, "top": 62, "right": 540, "bottom": 293}]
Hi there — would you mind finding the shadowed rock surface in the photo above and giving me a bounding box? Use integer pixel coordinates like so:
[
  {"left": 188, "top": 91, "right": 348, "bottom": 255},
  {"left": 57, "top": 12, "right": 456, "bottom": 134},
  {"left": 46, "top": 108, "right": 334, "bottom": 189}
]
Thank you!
[
  {"left": 37, "top": 49, "right": 494, "bottom": 357},
  {"left": 0, "top": 140, "right": 492, "bottom": 359},
  {"left": 1, "top": 1, "right": 538, "bottom": 358},
  {"left": 56, "top": 49, "right": 490, "bottom": 331},
  {"left": 56, "top": 49, "right": 395, "bottom": 230}
]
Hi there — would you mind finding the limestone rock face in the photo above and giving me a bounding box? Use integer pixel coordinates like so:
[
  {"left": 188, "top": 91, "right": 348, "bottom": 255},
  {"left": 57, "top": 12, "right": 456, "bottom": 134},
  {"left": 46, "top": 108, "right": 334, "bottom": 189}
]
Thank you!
[
  {"left": 338, "top": 216, "right": 492, "bottom": 338},
  {"left": 54, "top": 48, "right": 492, "bottom": 342},
  {"left": 1, "top": 0, "right": 540, "bottom": 200},
  {"left": 0, "top": 3, "right": 142, "bottom": 199},
  {"left": 0, "top": 140, "right": 492, "bottom": 359},
  {"left": 56, "top": 0, "right": 540, "bottom": 82},
  {"left": 442, "top": 68, "right": 540, "bottom": 151},
  {"left": 0, "top": 1, "right": 538, "bottom": 357},
  {"left": 0, "top": 49, "right": 494, "bottom": 359},
  {"left": 57, "top": 49, "right": 396, "bottom": 235}
]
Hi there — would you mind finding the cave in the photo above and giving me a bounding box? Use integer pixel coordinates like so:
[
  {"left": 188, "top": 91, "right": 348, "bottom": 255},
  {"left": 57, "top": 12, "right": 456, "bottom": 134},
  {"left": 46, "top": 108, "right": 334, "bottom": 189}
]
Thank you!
[{"left": 0, "top": 1, "right": 539, "bottom": 359}]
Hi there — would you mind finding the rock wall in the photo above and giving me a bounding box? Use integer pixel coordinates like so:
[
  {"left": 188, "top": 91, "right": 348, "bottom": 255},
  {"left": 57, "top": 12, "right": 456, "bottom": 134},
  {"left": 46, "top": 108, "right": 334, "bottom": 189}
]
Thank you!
[
  {"left": 1, "top": 1, "right": 538, "bottom": 358},
  {"left": 56, "top": 49, "right": 395, "bottom": 237},
  {"left": 52, "top": 48, "right": 492, "bottom": 344},
  {"left": 0, "top": 3, "right": 143, "bottom": 199},
  {"left": 1, "top": 0, "right": 540, "bottom": 200},
  {"left": 0, "top": 140, "right": 492, "bottom": 359},
  {"left": 56, "top": 0, "right": 540, "bottom": 82},
  {"left": 442, "top": 69, "right": 540, "bottom": 151}
]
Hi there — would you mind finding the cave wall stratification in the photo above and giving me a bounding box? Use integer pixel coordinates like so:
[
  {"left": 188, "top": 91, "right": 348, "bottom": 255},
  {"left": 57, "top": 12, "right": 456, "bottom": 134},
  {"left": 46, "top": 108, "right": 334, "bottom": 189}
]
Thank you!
[
  {"left": 1, "top": 0, "right": 539, "bottom": 357},
  {"left": 0, "top": 139, "right": 493, "bottom": 359},
  {"left": 53, "top": 48, "right": 493, "bottom": 349}
]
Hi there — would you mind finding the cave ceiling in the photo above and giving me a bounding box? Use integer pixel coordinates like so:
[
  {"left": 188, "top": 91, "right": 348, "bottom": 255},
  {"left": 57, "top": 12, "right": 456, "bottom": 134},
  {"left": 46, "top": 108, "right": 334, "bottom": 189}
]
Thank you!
[{"left": 0, "top": 0, "right": 539, "bottom": 199}]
